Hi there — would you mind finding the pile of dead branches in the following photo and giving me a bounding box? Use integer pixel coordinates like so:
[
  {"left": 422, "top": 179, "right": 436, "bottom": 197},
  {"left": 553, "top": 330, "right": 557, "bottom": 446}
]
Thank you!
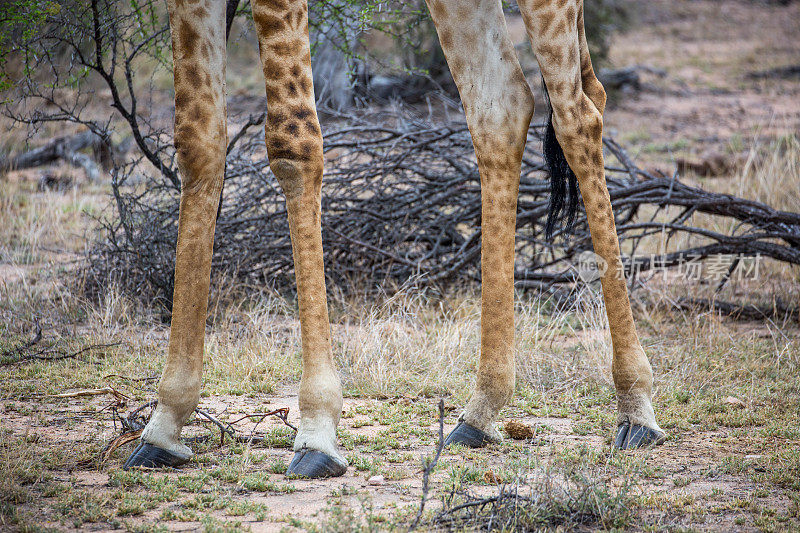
[
  {"left": 83, "top": 106, "right": 800, "bottom": 310},
  {"left": 5, "top": 0, "right": 795, "bottom": 313}
]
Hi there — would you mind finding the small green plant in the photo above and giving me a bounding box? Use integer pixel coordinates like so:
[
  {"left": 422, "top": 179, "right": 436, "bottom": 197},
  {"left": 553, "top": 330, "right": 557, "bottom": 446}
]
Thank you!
[
  {"left": 673, "top": 476, "right": 691, "bottom": 488},
  {"left": 267, "top": 457, "right": 288, "bottom": 474}
]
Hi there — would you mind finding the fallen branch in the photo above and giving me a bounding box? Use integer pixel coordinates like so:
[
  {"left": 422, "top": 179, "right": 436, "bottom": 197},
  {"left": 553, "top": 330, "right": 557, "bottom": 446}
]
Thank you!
[
  {"left": 677, "top": 298, "right": 799, "bottom": 321},
  {"left": 1, "top": 342, "right": 121, "bottom": 365},
  {"left": 746, "top": 64, "right": 800, "bottom": 80},
  {"left": 85, "top": 107, "right": 800, "bottom": 308},
  {"left": 0, "top": 130, "right": 115, "bottom": 180},
  {"left": 50, "top": 386, "right": 129, "bottom": 402},
  {"left": 0, "top": 322, "right": 121, "bottom": 366}
]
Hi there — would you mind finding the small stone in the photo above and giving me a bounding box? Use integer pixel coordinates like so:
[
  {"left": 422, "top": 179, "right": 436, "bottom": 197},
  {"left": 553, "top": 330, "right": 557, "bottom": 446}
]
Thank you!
[
  {"left": 503, "top": 420, "right": 534, "bottom": 439},
  {"left": 367, "top": 475, "right": 385, "bottom": 486},
  {"left": 723, "top": 396, "right": 746, "bottom": 409},
  {"left": 744, "top": 454, "right": 763, "bottom": 461}
]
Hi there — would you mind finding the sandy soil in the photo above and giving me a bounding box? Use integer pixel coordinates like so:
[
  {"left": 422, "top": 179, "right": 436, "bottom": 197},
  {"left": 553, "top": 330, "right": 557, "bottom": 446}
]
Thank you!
[{"left": 4, "top": 375, "right": 794, "bottom": 531}]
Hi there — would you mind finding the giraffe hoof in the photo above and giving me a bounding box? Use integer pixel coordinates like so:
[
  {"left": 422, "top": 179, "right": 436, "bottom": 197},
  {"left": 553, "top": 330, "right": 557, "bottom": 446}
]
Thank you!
[
  {"left": 444, "top": 421, "right": 493, "bottom": 448},
  {"left": 123, "top": 442, "right": 190, "bottom": 470},
  {"left": 286, "top": 450, "right": 347, "bottom": 479},
  {"left": 613, "top": 421, "right": 666, "bottom": 450}
]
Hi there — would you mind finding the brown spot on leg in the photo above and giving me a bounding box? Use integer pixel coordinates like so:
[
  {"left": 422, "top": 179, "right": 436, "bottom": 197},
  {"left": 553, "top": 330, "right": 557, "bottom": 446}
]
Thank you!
[
  {"left": 178, "top": 20, "right": 200, "bottom": 56},
  {"left": 185, "top": 64, "right": 203, "bottom": 86},
  {"left": 293, "top": 106, "right": 313, "bottom": 120},
  {"left": 258, "top": 0, "right": 288, "bottom": 11},
  {"left": 254, "top": 13, "right": 285, "bottom": 34}
]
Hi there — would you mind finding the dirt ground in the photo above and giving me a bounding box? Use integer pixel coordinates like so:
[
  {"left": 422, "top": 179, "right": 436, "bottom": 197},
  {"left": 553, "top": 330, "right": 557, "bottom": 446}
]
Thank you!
[
  {"left": 3, "top": 330, "right": 799, "bottom": 533},
  {"left": 603, "top": 0, "right": 800, "bottom": 169},
  {"left": 1, "top": 0, "right": 799, "bottom": 531}
]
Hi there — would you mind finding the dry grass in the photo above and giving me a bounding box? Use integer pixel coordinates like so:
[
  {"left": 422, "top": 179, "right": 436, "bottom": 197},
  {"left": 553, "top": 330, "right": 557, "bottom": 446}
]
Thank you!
[
  {"left": 730, "top": 134, "right": 800, "bottom": 214},
  {"left": 1, "top": 127, "right": 798, "bottom": 530},
  {"left": 0, "top": 129, "right": 797, "bottom": 531},
  {"left": 2, "top": 12, "right": 800, "bottom": 521}
]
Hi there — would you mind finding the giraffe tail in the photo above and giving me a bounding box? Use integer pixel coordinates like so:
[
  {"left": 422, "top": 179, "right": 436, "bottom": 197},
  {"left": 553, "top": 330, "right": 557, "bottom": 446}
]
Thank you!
[{"left": 541, "top": 80, "right": 579, "bottom": 240}]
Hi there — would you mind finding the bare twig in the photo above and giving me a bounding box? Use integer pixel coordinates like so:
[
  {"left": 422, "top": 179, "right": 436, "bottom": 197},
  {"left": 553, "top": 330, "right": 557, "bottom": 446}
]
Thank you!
[
  {"left": 410, "top": 399, "right": 445, "bottom": 531},
  {"left": 50, "top": 386, "right": 129, "bottom": 401},
  {"left": 101, "top": 429, "right": 142, "bottom": 463},
  {"left": 194, "top": 408, "right": 237, "bottom": 445},
  {"left": 123, "top": 400, "right": 157, "bottom": 432},
  {"left": 0, "top": 321, "right": 42, "bottom": 360},
  {"left": 227, "top": 408, "right": 298, "bottom": 432}
]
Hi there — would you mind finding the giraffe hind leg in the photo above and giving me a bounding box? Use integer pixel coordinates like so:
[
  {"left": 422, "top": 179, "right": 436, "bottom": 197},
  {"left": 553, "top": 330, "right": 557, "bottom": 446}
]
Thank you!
[
  {"left": 519, "top": 0, "right": 665, "bottom": 449},
  {"left": 541, "top": 81, "right": 580, "bottom": 239},
  {"left": 577, "top": 0, "right": 607, "bottom": 115},
  {"left": 542, "top": 0, "right": 604, "bottom": 239}
]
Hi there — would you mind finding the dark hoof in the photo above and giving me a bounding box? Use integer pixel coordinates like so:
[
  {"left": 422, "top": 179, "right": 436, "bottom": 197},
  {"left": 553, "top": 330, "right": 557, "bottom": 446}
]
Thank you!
[
  {"left": 286, "top": 450, "right": 347, "bottom": 479},
  {"left": 123, "top": 442, "right": 190, "bottom": 470},
  {"left": 444, "top": 421, "right": 493, "bottom": 448},
  {"left": 613, "top": 421, "right": 666, "bottom": 450}
]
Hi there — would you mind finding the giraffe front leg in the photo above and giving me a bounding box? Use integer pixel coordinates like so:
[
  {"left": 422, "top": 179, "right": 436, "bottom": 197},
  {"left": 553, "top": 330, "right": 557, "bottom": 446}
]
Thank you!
[
  {"left": 519, "top": 0, "right": 665, "bottom": 449},
  {"left": 252, "top": 0, "right": 346, "bottom": 478},
  {"left": 423, "top": 0, "right": 535, "bottom": 447},
  {"left": 125, "top": 0, "right": 228, "bottom": 469},
  {"left": 281, "top": 169, "right": 346, "bottom": 477}
]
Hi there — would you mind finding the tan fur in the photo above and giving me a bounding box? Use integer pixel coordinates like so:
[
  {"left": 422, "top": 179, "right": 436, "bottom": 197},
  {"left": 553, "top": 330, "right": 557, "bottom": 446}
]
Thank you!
[
  {"left": 425, "top": 0, "right": 534, "bottom": 438},
  {"left": 519, "top": 0, "right": 659, "bottom": 430},
  {"left": 143, "top": 0, "right": 661, "bottom": 461},
  {"left": 142, "top": 0, "right": 228, "bottom": 456}
]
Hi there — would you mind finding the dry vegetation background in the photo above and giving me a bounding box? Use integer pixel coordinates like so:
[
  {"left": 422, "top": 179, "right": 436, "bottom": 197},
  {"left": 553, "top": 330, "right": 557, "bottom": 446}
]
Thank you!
[{"left": 1, "top": 0, "right": 800, "bottom": 531}]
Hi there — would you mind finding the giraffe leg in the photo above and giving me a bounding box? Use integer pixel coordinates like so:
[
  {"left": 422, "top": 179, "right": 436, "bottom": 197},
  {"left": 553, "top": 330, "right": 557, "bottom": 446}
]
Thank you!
[
  {"left": 252, "top": 0, "right": 346, "bottom": 478},
  {"left": 424, "top": 0, "right": 535, "bottom": 446},
  {"left": 519, "top": 0, "right": 665, "bottom": 449},
  {"left": 125, "top": 0, "right": 227, "bottom": 469}
]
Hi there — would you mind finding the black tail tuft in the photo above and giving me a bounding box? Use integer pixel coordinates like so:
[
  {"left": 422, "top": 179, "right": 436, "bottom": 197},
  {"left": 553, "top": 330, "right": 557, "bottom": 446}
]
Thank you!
[
  {"left": 542, "top": 81, "right": 579, "bottom": 240},
  {"left": 216, "top": 176, "right": 225, "bottom": 222}
]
